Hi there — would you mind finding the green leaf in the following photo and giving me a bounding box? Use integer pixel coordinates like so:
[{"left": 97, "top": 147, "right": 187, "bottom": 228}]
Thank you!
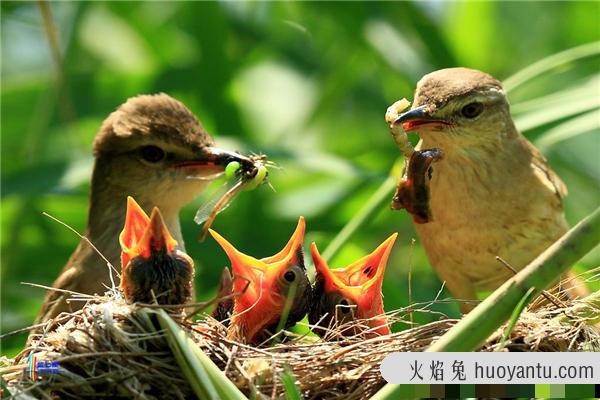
[
  {"left": 510, "top": 75, "right": 600, "bottom": 116},
  {"left": 495, "top": 287, "right": 536, "bottom": 351},
  {"left": 153, "top": 309, "right": 247, "bottom": 400},
  {"left": 514, "top": 93, "right": 600, "bottom": 132},
  {"left": 79, "top": 5, "right": 157, "bottom": 74},
  {"left": 535, "top": 110, "right": 600, "bottom": 152},
  {"left": 280, "top": 366, "right": 302, "bottom": 400},
  {"left": 504, "top": 41, "right": 600, "bottom": 92}
]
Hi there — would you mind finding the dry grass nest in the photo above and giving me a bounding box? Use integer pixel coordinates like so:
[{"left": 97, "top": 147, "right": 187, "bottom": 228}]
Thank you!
[{"left": 2, "top": 288, "right": 599, "bottom": 399}]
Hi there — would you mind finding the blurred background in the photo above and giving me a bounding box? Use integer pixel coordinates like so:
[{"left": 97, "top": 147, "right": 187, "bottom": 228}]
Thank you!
[{"left": 2, "top": 2, "right": 599, "bottom": 356}]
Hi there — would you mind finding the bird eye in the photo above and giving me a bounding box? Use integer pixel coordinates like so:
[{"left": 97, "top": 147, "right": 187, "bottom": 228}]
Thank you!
[
  {"left": 461, "top": 102, "right": 484, "bottom": 119},
  {"left": 140, "top": 145, "right": 165, "bottom": 163},
  {"left": 283, "top": 270, "right": 296, "bottom": 283}
]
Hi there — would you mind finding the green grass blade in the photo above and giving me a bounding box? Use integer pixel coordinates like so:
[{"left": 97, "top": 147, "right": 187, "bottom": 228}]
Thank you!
[
  {"left": 510, "top": 74, "right": 600, "bottom": 115},
  {"left": 321, "top": 160, "right": 402, "bottom": 261},
  {"left": 280, "top": 366, "right": 303, "bottom": 400},
  {"left": 187, "top": 338, "right": 248, "bottom": 400},
  {"left": 275, "top": 280, "right": 298, "bottom": 339},
  {"left": 504, "top": 41, "right": 600, "bottom": 92},
  {"left": 495, "top": 287, "right": 536, "bottom": 351},
  {"left": 535, "top": 110, "right": 600, "bottom": 152},
  {"left": 153, "top": 309, "right": 247, "bottom": 400},
  {"left": 513, "top": 93, "right": 600, "bottom": 132}
]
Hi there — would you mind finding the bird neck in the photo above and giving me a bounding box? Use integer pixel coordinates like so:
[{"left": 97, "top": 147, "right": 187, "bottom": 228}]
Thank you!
[
  {"left": 418, "top": 125, "right": 534, "bottom": 205},
  {"left": 84, "top": 162, "right": 186, "bottom": 269},
  {"left": 419, "top": 121, "right": 522, "bottom": 165}
]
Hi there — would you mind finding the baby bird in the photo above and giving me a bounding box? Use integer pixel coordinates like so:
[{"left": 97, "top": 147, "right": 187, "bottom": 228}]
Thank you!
[
  {"left": 119, "top": 197, "right": 194, "bottom": 306},
  {"left": 309, "top": 234, "right": 397, "bottom": 338},
  {"left": 209, "top": 217, "right": 311, "bottom": 344}
]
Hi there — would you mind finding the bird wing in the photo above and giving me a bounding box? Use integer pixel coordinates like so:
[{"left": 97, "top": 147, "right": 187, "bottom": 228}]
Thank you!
[{"left": 524, "top": 137, "right": 568, "bottom": 201}]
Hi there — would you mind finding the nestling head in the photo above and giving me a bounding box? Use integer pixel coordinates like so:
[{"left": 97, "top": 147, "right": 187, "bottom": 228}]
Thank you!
[
  {"left": 209, "top": 217, "right": 312, "bottom": 344},
  {"left": 395, "top": 68, "right": 515, "bottom": 150},
  {"left": 308, "top": 233, "right": 397, "bottom": 338},
  {"left": 119, "top": 197, "right": 194, "bottom": 305}
]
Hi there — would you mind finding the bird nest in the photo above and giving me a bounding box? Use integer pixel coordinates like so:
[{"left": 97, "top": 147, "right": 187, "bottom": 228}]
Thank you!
[{"left": 2, "top": 293, "right": 599, "bottom": 399}]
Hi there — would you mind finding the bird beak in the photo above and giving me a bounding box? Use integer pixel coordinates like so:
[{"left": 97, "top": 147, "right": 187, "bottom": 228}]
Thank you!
[
  {"left": 311, "top": 233, "right": 397, "bottom": 334},
  {"left": 173, "top": 147, "right": 256, "bottom": 176},
  {"left": 261, "top": 217, "right": 306, "bottom": 264},
  {"left": 209, "top": 217, "right": 306, "bottom": 342},
  {"left": 120, "top": 197, "right": 178, "bottom": 267},
  {"left": 393, "top": 105, "right": 449, "bottom": 132}
]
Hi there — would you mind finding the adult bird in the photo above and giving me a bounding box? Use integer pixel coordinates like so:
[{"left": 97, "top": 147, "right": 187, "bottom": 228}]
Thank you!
[
  {"left": 209, "top": 217, "right": 311, "bottom": 345},
  {"left": 119, "top": 197, "right": 194, "bottom": 306},
  {"left": 392, "top": 68, "right": 586, "bottom": 312},
  {"left": 309, "top": 234, "right": 397, "bottom": 338},
  {"left": 34, "top": 93, "right": 256, "bottom": 326}
]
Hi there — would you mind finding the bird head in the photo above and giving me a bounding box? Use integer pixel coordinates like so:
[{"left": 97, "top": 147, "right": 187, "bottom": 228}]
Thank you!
[
  {"left": 92, "top": 93, "right": 257, "bottom": 219},
  {"left": 309, "top": 233, "right": 397, "bottom": 338},
  {"left": 119, "top": 197, "right": 194, "bottom": 304},
  {"left": 394, "top": 68, "right": 512, "bottom": 150},
  {"left": 209, "top": 217, "right": 310, "bottom": 344},
  {"left": 119, "top": 196, "right": 179, "bottom": 267}
]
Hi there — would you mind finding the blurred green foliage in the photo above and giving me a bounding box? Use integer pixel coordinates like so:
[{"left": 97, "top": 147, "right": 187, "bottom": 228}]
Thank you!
[{"left": 2, "top": 2, "right": 599, "bottom": 357}]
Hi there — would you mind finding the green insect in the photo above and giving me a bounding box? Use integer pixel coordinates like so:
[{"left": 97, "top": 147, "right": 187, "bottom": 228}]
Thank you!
[{"left": 195, "top": 155, "right": 272, "bottom": 241}]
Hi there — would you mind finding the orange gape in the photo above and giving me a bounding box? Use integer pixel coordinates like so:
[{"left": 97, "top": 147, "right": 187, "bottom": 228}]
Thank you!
[
  {"left": 209, "top": 217, "right": 312, "bottom": 344},
  {"left": 309, "top": 234, "right": 397, "bottom": 338},
  {"left": 119, "top": 197, "right": 194, "bottom": 306}
]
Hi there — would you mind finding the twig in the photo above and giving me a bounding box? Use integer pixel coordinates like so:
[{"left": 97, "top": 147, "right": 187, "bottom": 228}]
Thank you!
[
  {"left": 407, "top": 238, "right": 415, "bottom": 326},
  {"left": 42, "top": 212, "right": 120, "bottom": 287},
  {"left": 496, "top": 255, "right": 566, "bottom": 309},
  {"left": 21, "top": 282, "right": 96, "bottom": 297}
]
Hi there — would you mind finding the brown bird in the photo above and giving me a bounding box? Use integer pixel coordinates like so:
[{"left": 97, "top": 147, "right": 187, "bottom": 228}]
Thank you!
[
  {"left": 309, "top": 234, "right": 397, "bottom": 338},
  {"left": 209, "top": 217, "right": 311, "bottom": 344},
  {"left": 119, "top": 197, "right": 194, "bottom": 306},
  {"left": 392, "top": 67, "right": 586, "bottom": 312},
  {"left": 34, "top": 93, "right": 257, "bottom": 327}
]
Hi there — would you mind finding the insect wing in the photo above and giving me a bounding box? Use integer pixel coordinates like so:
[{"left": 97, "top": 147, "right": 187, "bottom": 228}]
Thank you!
[
  {"left": 196, "top": 178, "right": 248, "bottom": 241},
  {"left": 186, "top": 171, "right": 225, "bottom": 181},
  {"left": 194, "top": 176, "right": 243, "bottom": 225}
]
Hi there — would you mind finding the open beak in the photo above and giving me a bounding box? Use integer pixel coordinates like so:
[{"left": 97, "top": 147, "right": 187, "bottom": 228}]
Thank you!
[
  {"left": 119, "top": 197, "right": 178, "bottom": 267},
  {"left": 311, "top": 233, "right": 397, "bottom": 335},
  {"left": 208, "top": 217, "right": 306, "bottom": 342},
  {"left": 393, "top": 105, "right": 450, "bottom": 132},
  {"left": 173, "top": 146, "right": 256, "bottom": 176},
  {"left": 261, "top": 217, "right": 305, "bottom": 264}
]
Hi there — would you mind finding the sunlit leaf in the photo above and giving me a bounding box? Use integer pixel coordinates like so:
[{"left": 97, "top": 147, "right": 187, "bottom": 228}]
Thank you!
[
  {"left": 514, "top": 93, "right": 600, "bottom": 132},
  {"left": 504, "top": 41, "right": 600, "bottom": 92},
  {"left": 535, "top": 110, "right": 599, "bottom": 152},
  {"left": 79, "top": 5, "right": 157, "bottom": 74}
]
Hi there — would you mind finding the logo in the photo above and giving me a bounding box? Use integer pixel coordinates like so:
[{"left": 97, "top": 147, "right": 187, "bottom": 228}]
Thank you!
[{"left": 26, "top": 354, "right": 60, "bottom": 381}]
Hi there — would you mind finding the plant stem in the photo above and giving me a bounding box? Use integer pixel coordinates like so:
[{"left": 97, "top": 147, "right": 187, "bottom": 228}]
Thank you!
[
  {"left": 322, "top": 175, "right": 397, "bottom": 261},
  {"left": 427, "top": 205, "right": 600, "bottom": 352},
  {"left": 372, "top": 206, "right": 600, "bottom": 399}
]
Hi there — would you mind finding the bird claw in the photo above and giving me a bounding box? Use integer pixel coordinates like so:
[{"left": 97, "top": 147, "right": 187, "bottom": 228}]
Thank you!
[{"left": 391, "top": 148, "right": 444, "bottom": 224}]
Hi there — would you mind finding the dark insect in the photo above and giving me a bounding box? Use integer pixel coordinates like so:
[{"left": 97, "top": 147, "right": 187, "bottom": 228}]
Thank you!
[{"left": 391, "top": 148, "right": 444, "bottom": 224}]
